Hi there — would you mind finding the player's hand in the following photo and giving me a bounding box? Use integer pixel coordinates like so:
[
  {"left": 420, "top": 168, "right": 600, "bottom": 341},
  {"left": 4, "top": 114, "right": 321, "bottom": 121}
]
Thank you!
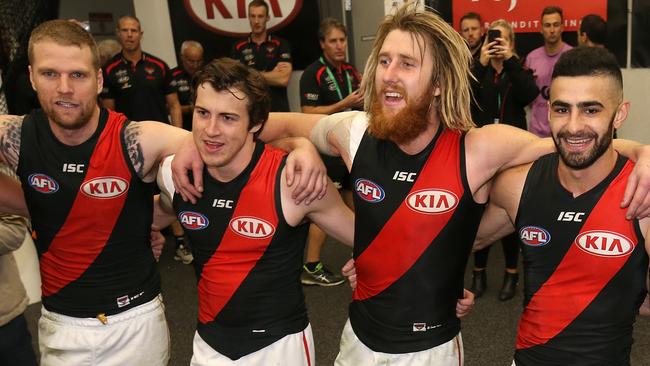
[
  {"left": 171, "top": 135, "right": 203, "bottom": 204},
  {"left": 622, "top": 145, "right": 650, "bottom": 219},
  {"left": 285, "top": 139, "right": 327, "bottom": 205},
  {"left": 150, "top": 224, "right": 165, "bottom": 261},
  {"left": 456, "top": 289, "right": 475, "bottom": 318},
  {"left": 342, "top": 258, "right": 356, "bottom": 290}
]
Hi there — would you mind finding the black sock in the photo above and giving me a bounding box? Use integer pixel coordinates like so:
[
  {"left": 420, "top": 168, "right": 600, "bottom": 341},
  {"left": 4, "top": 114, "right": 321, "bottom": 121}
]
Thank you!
[
  {"left": 175, "top": 236, "right": 185, "bottom": 248},
  {"left": 304, "top": 261, "right": 320, "bottom": 272}
]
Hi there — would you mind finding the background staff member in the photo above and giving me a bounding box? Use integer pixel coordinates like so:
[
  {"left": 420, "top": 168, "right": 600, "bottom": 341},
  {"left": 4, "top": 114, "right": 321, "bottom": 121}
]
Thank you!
[
  {"left": 298, "top": 18, "right": 362, "bottom": 287},
  {"left": 231, "top": 0, "right": 292, "bottom": 112}
]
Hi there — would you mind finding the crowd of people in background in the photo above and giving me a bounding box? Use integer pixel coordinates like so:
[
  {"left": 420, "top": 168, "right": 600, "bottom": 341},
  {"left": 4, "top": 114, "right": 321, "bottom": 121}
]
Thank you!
[{"left": 0, "top": 1, "right": 649, "bottom": 366}]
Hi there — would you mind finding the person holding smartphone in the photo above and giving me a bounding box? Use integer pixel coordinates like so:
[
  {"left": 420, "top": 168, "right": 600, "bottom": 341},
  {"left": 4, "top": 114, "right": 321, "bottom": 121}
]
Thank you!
[{"left": 469, "top": 19, "right": 539, "bottom": 301}]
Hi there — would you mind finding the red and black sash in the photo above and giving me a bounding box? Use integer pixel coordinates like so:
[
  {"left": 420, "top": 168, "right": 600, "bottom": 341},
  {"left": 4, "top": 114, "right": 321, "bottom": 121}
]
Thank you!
[
  {"left": 197, "top": 146, "right": 284, "bottom": 324},
  {"left": 40, "top": 111, "right": 131, "bottom": 296},
  {"left": 353, "top": 130, "right": 464, "bottom": 300},
  {"left": 516, "top": 161, "right": 638, "bottom": 349}
]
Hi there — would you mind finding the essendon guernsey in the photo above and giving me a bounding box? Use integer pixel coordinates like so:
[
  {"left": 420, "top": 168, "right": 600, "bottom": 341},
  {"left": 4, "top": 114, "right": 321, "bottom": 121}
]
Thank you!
[
  {"left": 515, "top": 154, "right": 649, "bottom": 365},
  {"left": 349, "top": 126, "right": 485, "bottom": 353},
  {"left": 173, "top": 143, "right": 309, "bottom": 360},
  {"left": 17, "top": 108, "right": 158, "bottom": 317}
]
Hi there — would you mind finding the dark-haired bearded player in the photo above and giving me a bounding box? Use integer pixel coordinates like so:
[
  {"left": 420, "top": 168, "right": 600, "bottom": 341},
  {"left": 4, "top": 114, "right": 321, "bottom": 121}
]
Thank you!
[{"left": 475, "top": 46, "right": 650, "bottom": 365}]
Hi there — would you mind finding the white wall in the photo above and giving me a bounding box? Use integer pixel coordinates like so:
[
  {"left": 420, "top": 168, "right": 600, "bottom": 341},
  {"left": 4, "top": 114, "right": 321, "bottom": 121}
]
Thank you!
[
  {"left": 133, "top": 0, "right": 178, "bottom": 68},
  {"left": 619, "top": 69, "right": 650, "bottom": 144}
]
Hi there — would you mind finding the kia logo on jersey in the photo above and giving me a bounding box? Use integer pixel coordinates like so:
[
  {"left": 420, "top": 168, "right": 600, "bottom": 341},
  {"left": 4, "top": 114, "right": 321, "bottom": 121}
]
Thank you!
[
  {"left": 519, "top": 226, "right": 551, "bottom": 246},
  {"left": 179, "top": 211, "right": 210, "bottom": 230},
  {"left": 28, "top": 173, "right": 59, "bottom": 194},
  {"left": 184, "top": 0, "right": 303, "bottom": 37},
  {"left": 575, "top": 230, "right": 634, "bottom": 257},
  {"left": 355, "top": 178, "right": 385, "bottom": 203},
  {"left": 230, "top": 216, "right": 275, "bottom": 239},
  {"left": 406, "top": 189, "right": 458, "bottom": 214},
  {"left": 80, "top": 177, "right": 129, "bottom": 199}
]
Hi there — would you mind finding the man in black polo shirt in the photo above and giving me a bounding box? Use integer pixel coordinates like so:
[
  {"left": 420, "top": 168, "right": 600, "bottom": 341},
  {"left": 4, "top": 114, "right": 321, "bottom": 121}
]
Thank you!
[
  {"left": 298, "top": 18, "right": 362, "bottom": 286},
  {"left": 171, "top": 40, "right": 204, "bottom": 131},
  {"left": 101, "top": 15, "right": 182, "bottom": 127},
  {"left": 231, "top": 0, "right": 292, "bottom": 112}
]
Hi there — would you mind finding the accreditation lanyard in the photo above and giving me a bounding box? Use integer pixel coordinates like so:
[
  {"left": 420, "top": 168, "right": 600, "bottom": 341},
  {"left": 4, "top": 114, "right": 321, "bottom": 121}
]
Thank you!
[
  {"left": 320, "top": 57, "right": 353, "bottom": 101},
  {"left": 493, "top": 71, "right": 506, "bottom": 124}
]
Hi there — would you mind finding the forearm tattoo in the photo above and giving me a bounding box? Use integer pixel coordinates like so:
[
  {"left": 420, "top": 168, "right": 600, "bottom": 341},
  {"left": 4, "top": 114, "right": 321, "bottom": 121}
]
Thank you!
[
  {"left": 0, "top": 116, "right": 23, "bottom": 172},
  {"left": 124, "top": 122, "right": 146, "bottom": 179}
]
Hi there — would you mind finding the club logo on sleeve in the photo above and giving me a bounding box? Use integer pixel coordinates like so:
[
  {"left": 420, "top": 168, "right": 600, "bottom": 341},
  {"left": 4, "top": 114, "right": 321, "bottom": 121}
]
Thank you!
[
  {"left": 28, "top": 173, "right": 59, "bottom": 194},
  {"left": 80, "top": 177, "right": 129, "bottom": 199},
  {"left": 179, "top": 211, "right": 209, "bottom": 230},
  {"left": 230, "top": 216, "right": 275, "bottom": 239},
  {"left": 519, "top": 226, "right": 551, "bottom": 246},
  {"left": 575, "top": 230, "right": 634, "bottom": 257},
  {"left": 355, "top": 178, "right": 385, "bottom": 203},
  {"left": 406, "top": 189, "right": 458, "bottom": 214}
]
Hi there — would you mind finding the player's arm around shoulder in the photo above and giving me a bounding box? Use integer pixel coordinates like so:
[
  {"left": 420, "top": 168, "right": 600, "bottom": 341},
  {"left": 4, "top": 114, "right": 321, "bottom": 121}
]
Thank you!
[
  {"left": 474, "top": 162, "right": 530, "bottom": 250},
  {"left": 279, "top": 167, "right": 354, "bottom": 247},
  {"left": 154, "top": 155, "right": 180, "bottom": 228},
  {"left": 465, "top": 124, "right": 553, "bottom": 195},
  {"left": 122, "top": 120, "right": 190, "bottom": 182},
  {"left": 0, "top": 114, "right": 25, "bottom": 171}
]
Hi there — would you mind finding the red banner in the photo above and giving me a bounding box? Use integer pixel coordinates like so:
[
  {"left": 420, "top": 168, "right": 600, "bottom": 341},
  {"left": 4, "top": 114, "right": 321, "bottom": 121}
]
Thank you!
[{"left": 453, "top": 0, "right": 607, "bottom": 33}]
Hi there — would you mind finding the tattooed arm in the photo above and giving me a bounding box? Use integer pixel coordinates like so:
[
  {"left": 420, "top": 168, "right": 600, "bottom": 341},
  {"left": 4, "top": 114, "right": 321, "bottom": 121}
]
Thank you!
[
  {"left": 0, "top": 115, "right": 23, "bottom": 171},
  {"left": 121, "top": 120, "right": 190, "bottom": 183}
]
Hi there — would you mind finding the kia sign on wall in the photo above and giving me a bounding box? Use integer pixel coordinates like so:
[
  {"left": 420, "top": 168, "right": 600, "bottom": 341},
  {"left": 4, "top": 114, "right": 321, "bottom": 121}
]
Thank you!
[
  {"left": 168, "top": 0, "right": 319, "bottom": 70},
  {"left": 452, "top": 0, "right": 607, "bottom": 33},
  {"left": 184, "top": 0, "right": 303, "bottom": 37}
]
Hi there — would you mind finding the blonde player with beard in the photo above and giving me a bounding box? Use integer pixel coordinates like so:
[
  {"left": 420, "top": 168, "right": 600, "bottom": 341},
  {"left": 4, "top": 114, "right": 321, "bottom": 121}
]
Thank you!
[{"left": 172, "top": 4, "right": 650, "bottom": 365}]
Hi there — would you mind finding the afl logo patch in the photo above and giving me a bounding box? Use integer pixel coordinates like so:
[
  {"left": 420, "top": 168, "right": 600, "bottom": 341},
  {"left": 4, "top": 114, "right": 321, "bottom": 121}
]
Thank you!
[
  {"left": 229, "top": 216, "right": 275, "bottom": 239},
  {"left": 519, "top": 226, "right": 551, "bottom": 246},
  {"left": 355, "top": 178, "right": 385, "bottom": 203},
  {"left": 80, "top": 177, "right": 129, "bottom": 199},
  {"left": 179, "top": 211, "right": 209, "bottom": 230},
  {"left": 28, "top": 173, "right": 59, "bottom": 194},
  {"left": 575, "top": 230, "right": 634, "bottom": 258},
  {"left": 406, "top": 189, "right": 458, "bottom": 214}
]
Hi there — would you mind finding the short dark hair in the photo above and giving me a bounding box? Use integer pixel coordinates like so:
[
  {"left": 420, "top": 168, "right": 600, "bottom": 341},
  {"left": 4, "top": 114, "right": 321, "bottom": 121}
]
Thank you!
[
  {"left": 552, "top": 47, "right": 622, "bottom": 90},
  {"left": 580, "top": 14, "right": 607, "bottom": 45},
  {"left": 318, "top": 18, "right": 346, "bottom": 41},
  {"left": 541, "top": 6, "right": 563, "bottom": 20},
  {"left": 460, "top": 12, "right": 482, "bottom": 25},
  {"left": 192, "top": 58, "right": 270, "bottom": 138},
  {"left": 248, "top": 0, "right": 269, "bottom": 16}
]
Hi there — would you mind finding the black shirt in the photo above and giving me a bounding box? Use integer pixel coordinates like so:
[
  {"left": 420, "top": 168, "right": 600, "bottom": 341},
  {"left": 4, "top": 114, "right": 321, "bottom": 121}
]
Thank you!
[
  {"left": 299, "top": 56, "right": 361, "bottom": 109},
  {"left": 231, "top": 34, "right": 292, "bottom": 112},
  {"left": 170, "top": 67, "right": 192, "bottom": 131},
  {"left": 101, "top": 51, "right": 175, "bottom": 123}
]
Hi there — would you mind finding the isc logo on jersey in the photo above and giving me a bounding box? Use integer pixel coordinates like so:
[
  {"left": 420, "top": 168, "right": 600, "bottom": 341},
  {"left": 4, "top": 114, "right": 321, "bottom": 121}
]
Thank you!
[
  {"left": 519, "top": 226, "right": 551, "bottom": 246},
  {"left": 230, "top": 216, "right": 275, "bottom": 239},
  {"left": 28, "top": 173, "right": 59, "bottom": 194},
  {"left": 179, "top": 211, "right": 209, "bottom": 230},
  {"left": 80, "top": 177, "right": 129, "bottom": 199},
  {"left": 406, "top": 189, "right": 458, "bottom": 214},
  {"left": 575, "top": 230, "right": 634, "bottom": 257},
  {"left": 355, "top": 178, "right": 385, "bottom": 203}
]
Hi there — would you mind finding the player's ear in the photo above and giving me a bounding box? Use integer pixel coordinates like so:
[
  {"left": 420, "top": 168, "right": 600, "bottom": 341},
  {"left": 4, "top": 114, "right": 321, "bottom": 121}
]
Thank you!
[{"left": 612, "top": 101, "right": 629, "bottom": 130}]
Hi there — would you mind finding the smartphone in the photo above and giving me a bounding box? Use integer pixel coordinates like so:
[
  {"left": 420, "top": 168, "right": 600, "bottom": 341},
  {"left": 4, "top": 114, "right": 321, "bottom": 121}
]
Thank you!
[{"left": 487, "top": 29, "right": 501, "bottom": 43}]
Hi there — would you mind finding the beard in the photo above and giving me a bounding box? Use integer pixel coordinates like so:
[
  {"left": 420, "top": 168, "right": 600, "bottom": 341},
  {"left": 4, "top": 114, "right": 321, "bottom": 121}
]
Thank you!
[
  {"left": 367, "top": 87, "right": 433, "bottom": 145},
  {"left": 552, "top": 113, "right": 615, "bottom": 170}
]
